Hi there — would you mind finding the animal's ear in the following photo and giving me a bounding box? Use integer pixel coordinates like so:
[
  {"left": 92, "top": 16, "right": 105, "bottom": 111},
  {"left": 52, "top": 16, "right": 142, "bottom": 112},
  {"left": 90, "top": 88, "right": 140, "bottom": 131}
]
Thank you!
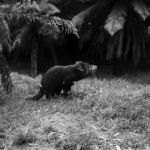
[
  {"left": 76, "top": 64, "right": 84, "bottom": 72},
  {"left": 75, "top": 61, "right": 81, "bottom": 64}
]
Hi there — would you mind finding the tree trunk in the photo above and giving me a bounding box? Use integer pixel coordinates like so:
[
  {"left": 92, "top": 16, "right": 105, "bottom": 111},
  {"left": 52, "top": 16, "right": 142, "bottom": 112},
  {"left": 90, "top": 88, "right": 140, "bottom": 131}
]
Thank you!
[
  {"left": 31, "top": 37, "right": 38, "bottom": 77},
  {"left": 51, "top": 47, "right": 58, "bottom": 65}
]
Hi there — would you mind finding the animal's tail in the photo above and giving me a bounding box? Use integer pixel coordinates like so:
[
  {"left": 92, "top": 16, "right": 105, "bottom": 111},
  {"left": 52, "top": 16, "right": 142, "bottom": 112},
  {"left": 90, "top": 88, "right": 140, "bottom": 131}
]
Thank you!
[{"left": 26, "top": 87, "right": 44, "bottom": 100}]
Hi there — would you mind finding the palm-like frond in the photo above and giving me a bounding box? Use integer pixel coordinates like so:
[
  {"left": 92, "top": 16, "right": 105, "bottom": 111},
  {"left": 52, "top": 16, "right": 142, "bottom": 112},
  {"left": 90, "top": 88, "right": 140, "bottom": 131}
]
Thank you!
[
  {"left": 129, "top": 11, "right": 147, "bottom": 65},
  {"left": 38, "top": 16, "right": 79, "bottom": 39},
  {"left": 40, "top": 0, "right": 61, "bottom": 16},
  {"left": 102, "top": 0, "right": 150, "bottom": 65},
  {"left": 71, "top": 0, "right": 114, "bottom": 30},
  {"left": 11, "top": 0, "right": 61, "bottom": 22},
  {"left": 125, "top": 4, "right": 148, "bottom": 65},
  {"left": 105, "top": 1, "right": 127, "bottom": 36},
  {"left": 11, "top": 0, "right": 40, "bottom": 22},
  {"left": 0, "top": 12, "right": 11, "bottom": 53},
  {"left": 12, "top": 24, "right": 33, "bottom": 50},
  {"left": 71, "top": 1, "right": 101, "bottom": 30},
  {"left": 132, "top": 0, "right": 150, "bottom": 20},
  {"left": 106, "top": 8, "right": 147, "bottom": 65},
  {"left": 0, "top": 4, "right": 11, "bottom": 16},
  {"left": 11, "top": 0, "right": 78, "bottom": 39}
]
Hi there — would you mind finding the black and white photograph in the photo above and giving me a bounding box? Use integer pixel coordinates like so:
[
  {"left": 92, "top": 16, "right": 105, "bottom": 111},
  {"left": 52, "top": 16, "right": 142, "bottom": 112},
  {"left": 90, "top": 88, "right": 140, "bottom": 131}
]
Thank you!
[{"left": 1, "top": 0, "right": 150, "bottom": 149}]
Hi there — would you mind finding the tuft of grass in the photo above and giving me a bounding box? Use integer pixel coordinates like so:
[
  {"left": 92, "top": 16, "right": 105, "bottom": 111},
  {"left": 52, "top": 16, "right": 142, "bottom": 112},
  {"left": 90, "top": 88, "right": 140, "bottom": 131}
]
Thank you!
[
  {"left": 43, "top": 125, "right": 57, "bottom": 134},
  {"left": 12, "top": 127, "right": 36, "bottom": 146}
]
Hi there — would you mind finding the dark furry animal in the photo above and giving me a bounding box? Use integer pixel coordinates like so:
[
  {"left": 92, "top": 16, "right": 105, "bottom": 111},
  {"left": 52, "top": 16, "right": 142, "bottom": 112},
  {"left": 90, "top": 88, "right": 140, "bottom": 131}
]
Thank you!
[{"left": 26, "top": 61, "right": 97, "bottom": 100}]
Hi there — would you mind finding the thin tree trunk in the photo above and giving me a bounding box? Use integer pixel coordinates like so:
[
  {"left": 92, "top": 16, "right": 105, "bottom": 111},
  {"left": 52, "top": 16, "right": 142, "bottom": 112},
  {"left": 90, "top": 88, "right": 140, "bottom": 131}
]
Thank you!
[
  {"left": 51, "top": 47, "right": 58, "bottom": 65},
  {"left": 31, "top": 37, "right": 38, "bottom": 77}
]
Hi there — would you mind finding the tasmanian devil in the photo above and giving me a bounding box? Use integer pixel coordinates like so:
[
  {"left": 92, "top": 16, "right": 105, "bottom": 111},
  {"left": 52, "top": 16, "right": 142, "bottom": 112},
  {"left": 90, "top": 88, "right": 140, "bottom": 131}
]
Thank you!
[{"left": 26, "top": 61, "right": 97, "bottom": 100}]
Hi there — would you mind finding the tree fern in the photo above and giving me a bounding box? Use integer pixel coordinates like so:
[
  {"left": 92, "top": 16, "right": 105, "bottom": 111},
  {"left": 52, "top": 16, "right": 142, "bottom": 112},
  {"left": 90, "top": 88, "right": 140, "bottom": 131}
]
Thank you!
[
  {"left": 11, "top": 0, "right": 79, "bottom": 39},
  {"left": 0, "top": 11, "right": 11, "bottom": 53},
  {"left": 106, "top": 7, "right": 148, "bottom": 64},
  {"left": 12, "top": 24, "right": 33, "bottom": 50},
  {"left": 105, "top": 1, "right": 127, "bottom": 36},
  {"left": 38, "top": 16, "right": 79, "bottom": 38},
  {"left": 0, "top": 9, "right": 13, "bottom": 93},
  {"left": 103, "top": 0, "right": 150, "bottom": 65},
  {"left": 11, "top": 0, "right": 40, "bottom": 22},
  {"left": 107, "top": 30, "right": 121, "bottom": 60},
  {"left": 124, "top": 29, "right": 131, "bottom": 58},
  {"left": 0, "top": 54, "right": 13, "bottom": 93},
  {"left": 116, "top": 30, "right": 123, "bottom": 58},
  {"left": 11, "top": 0, "right": 79, "bottom": 75},
  {"left": 132, "top": 0, "right": 150, "bottom": 20},
  {"left": 130, "top": 11, "right": 147, "bottom": 65},
  {"left": 71, "top": 0, "right": 150, "bottom": 66},
  {"left": 40, "top": 0, "right": 61, "bottom": 16},
  {"left": 71, "top": 0, "right": 113, "bottom": 31}
]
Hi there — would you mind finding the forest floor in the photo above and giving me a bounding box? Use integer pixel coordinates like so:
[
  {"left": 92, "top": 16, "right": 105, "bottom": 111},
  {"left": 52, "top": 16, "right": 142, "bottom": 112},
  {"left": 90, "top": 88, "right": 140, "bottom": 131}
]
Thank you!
[{"left": 1, "top": 70, "right": 150, "bottom": 150}]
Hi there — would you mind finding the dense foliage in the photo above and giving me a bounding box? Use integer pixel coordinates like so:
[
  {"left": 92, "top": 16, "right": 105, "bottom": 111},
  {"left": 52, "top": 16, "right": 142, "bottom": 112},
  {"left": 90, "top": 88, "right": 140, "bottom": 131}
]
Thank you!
[
  {"left": 0, "top": 0, "right": 150, "bottom": 76},
  {"left": 8, "top": 0, "right": 79, "bottom": 75},
  {"left": 71, "top": 0, "right": 150, "bottom": 65}
]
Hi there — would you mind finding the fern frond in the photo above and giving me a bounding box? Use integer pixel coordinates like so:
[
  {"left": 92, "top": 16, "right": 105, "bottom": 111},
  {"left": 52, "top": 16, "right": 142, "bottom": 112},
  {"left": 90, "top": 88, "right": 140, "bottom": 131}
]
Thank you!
[
  {"left": 132, "top": 0, "right": 150, "bottom": 20},
  {"left": 71, "top": 0, "right": 113, "bottom": 30},
  {"left": 38, "top": 16, "right": 79, "bottom": 39},
  {"left": 12, "top": 24, "right": 33, "bottom": 50},
  {"left": 39, "top": 1, "right": 60, "bottom": 16},
  {"left": 128, "top": 10, "right": 147, "bottom": 65},
  {"left": 0, "top": 4, "right": 11, "bottom": 17},
  {"left": 105, "top": 1, "right": 127, "bottom": 36},
  {"left": 0, "top": 12, "right": 11, "bottom": 53},
  {"left": 11, "top": 0, "right": 41, "bottom": 23}
]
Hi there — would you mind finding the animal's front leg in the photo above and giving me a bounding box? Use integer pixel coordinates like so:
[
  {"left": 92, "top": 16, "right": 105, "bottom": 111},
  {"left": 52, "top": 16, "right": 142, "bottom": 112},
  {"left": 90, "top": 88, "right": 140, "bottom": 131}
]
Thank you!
[
  {"left": 62, "top": 82, "right": 74, "bottom": 97},
  {"left": 45, "top": 93, "right": 53, "bottom": 99},
  {"left": 55, "top": 84, "right": 63, "bottom": 95}
]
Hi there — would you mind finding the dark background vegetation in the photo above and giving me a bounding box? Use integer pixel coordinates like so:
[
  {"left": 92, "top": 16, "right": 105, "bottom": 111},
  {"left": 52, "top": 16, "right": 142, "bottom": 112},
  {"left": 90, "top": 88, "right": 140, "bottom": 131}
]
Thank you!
[{"left": 1, "top": 0, "right": 150, "bottom": 76}]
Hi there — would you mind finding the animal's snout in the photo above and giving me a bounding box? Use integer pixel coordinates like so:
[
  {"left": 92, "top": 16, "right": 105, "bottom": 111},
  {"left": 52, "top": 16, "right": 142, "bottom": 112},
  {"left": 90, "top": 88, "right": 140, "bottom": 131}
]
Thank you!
[{"left": 90, "top": 65, "right": 98, "bottom": 72}]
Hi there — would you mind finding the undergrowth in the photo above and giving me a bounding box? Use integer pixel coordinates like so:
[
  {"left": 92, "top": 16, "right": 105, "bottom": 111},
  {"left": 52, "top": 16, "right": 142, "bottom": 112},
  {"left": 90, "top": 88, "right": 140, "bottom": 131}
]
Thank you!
[{"left": 1, "top": 72, "right": 150, "bottom": 149}]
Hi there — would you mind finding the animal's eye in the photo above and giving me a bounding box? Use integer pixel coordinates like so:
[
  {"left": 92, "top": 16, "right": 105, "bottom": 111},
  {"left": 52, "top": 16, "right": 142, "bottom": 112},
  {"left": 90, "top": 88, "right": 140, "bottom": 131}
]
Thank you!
[{"left": 82, "top": 64, "right": 86, "bottom": 69}]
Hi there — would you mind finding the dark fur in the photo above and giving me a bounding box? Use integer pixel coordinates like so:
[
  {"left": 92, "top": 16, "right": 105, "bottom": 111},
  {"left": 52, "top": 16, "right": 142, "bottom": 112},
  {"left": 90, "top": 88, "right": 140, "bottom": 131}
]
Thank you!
[{"left": 26, "top": 61, "right": 97, "bottom": 100}]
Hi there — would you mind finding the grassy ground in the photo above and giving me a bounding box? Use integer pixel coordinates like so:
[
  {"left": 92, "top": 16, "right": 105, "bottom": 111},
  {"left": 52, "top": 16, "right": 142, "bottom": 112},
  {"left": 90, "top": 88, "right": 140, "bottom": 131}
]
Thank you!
[{"left": 1, "top": 71, "right": 150, "bottom": 150}]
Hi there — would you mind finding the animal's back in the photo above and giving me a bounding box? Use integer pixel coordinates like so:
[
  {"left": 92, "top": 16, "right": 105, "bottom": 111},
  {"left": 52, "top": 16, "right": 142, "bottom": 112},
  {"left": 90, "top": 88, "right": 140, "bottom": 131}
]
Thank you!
[{"left": 41, "top": 66, "right": 64, "bottom": 94}]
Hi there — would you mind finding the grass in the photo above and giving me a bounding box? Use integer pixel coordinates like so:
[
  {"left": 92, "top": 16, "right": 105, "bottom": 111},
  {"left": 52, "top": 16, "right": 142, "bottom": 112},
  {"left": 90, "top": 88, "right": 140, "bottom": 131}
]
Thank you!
[{"left": 2, "top": 71, "right": 150, "bottom": 149}]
